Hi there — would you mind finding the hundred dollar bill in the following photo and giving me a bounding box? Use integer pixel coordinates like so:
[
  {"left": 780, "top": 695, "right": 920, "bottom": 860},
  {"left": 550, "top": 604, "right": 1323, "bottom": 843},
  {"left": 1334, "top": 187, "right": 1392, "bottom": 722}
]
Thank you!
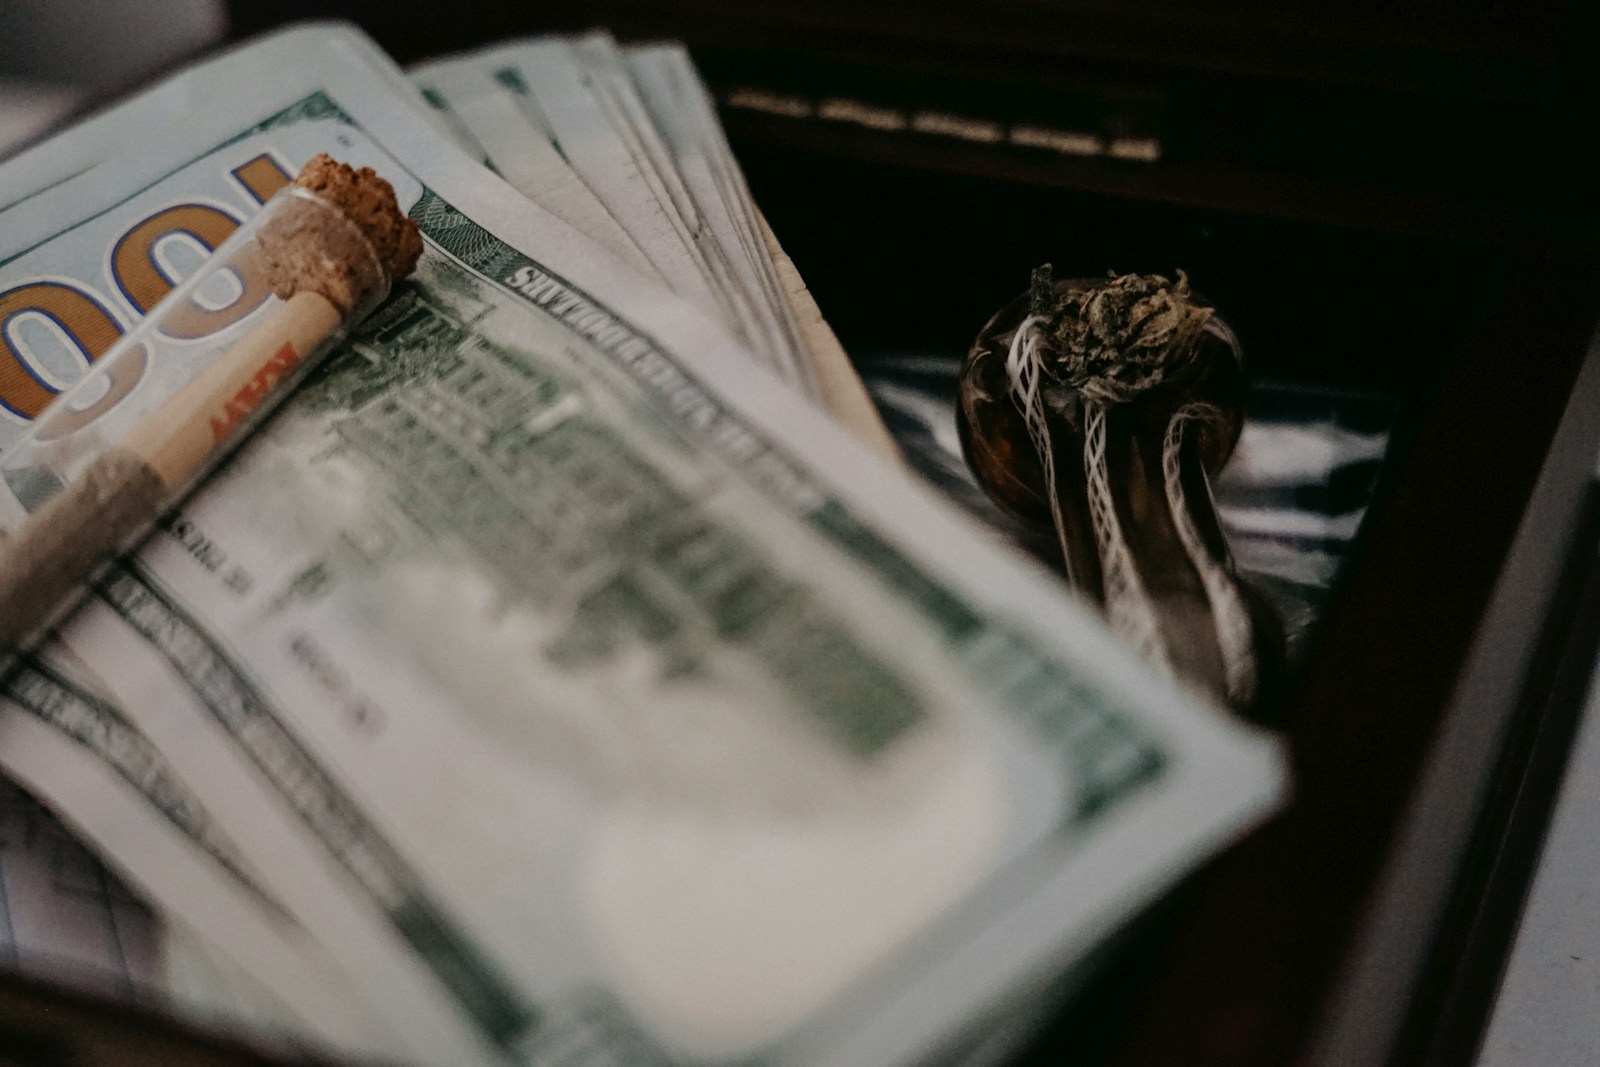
[
  {"left": 0, "top": 23, "right": 456, "bottom": 463},
  {"left": 0, "top": 26, "right": 762, "bottom": 1061},
  {"left": 571, "top": 34, "right": 738, "bottom": 327},
  {"left": 411, "top": 57, "right": 656, "bottom": 279},
  {"left": 435, "top": 37, "right": 736, "bottom": 346},
  {"left": 1, "top": 23, "right": 1281, "bottom": 1067},
  {"left": 0, "top": 26, "right": 884, "bottom": 455},
  {"left": 161, "top": 923, "right": 332, "bottom": 1053},
  {"left": 412, "top": 48, "right": 813, "bottom": 405},
  {"left": 621, "top": 43, "right": 835, "bottom": 421},
  {"left": 412, "top": 43, "right": 751, "bottom": 366},
  {"left": 411, "top": 39, "right": 889, "bottom": 456},
  {"left": 0, "top": 41, "right": 627, "bottom": 1067},
  {"left": 0, "top": 656, "right": 400, "bottom": 1059}
]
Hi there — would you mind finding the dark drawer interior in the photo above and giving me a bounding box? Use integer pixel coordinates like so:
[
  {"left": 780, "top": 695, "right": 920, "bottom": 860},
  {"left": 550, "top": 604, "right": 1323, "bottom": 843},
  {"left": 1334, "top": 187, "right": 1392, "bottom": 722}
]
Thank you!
[
  {"left": 716, "top": 97, "right": 1600, "bottom": 1067},
  {"left": 739, "top": 144, "right": 1493, "bottom": 401}
]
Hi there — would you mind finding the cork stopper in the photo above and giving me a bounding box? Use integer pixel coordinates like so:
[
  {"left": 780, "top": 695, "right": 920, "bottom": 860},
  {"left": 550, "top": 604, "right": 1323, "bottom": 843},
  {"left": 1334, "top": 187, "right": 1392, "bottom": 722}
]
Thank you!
[{"left": 256, "top": 153, "right": 422, "bottom": 314}]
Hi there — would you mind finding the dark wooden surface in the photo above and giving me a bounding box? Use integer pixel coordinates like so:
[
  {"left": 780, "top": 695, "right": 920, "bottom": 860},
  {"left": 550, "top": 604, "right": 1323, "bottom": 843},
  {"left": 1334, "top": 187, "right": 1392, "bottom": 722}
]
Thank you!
[{"left": 1409, "top": 481, "right": 1600, "bottom": 1067}]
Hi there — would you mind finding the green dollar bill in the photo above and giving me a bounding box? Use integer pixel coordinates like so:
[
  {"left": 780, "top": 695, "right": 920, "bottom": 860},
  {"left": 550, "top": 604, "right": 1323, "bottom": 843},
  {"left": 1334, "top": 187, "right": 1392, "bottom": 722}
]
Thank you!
[{"left": 0, "top": 24, "right": 1282, "bottom": 1067}]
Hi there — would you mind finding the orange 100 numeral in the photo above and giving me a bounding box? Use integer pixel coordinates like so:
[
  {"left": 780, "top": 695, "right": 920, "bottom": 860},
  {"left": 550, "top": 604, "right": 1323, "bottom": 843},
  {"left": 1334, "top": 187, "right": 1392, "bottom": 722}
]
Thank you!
[{"left": 0, "top": 151, "right": 293, "bottom": 423}]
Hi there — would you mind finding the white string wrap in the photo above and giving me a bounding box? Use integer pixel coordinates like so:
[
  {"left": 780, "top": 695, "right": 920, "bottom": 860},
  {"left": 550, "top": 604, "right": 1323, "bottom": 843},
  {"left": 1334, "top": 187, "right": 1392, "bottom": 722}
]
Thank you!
[
  {"left": 1008, "top": 316, "right": 1171, "bottom": 671},
  {"left": 1005, "top": 316, "right": 1079, "bottom": 584},
  {"left": 1162, "top": 404, "right": 1257, "bottom": 705},
  {"left": 1082, "top": 402, "right": 1172, "bottom": 673}
]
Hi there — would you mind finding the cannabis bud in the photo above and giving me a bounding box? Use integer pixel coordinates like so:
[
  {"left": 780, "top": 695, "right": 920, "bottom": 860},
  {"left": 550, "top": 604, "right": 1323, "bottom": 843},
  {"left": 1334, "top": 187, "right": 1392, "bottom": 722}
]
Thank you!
[{"left": 1028, "top": 266, "right": 1217, "bottom": 404}]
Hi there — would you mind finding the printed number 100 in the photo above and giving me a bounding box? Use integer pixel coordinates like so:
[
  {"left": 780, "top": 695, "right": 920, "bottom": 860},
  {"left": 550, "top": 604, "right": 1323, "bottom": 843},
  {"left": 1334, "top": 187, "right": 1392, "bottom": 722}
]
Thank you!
[{"left": 0, "top": 153, "right": 294, "bottom": 425}]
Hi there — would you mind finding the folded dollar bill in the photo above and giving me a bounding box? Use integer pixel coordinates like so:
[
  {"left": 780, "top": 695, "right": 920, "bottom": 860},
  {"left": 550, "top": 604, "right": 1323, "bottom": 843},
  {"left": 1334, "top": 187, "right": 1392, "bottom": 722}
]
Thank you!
[
  {"left": 413, "top": 33, "right": 821, "bottom": 399},
  {"left": 0, "top": 657, "right": 400, "bottom": 1058},
  {"left": 0, "top": 21, "right": 1284, "bottom": 1067}
]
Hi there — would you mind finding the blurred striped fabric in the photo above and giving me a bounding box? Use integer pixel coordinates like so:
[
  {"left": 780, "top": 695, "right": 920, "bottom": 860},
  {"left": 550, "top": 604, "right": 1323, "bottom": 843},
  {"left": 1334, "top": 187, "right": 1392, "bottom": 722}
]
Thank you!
[{"left": 857, "top": 350, "right": 1394, "bottom": 659}]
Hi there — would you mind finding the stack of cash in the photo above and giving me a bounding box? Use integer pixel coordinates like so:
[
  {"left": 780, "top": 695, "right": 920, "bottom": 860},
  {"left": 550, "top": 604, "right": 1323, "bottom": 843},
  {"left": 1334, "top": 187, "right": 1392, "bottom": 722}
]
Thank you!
[{"left": 0, "top": 23, "right": 1283, "bottom": 1067}]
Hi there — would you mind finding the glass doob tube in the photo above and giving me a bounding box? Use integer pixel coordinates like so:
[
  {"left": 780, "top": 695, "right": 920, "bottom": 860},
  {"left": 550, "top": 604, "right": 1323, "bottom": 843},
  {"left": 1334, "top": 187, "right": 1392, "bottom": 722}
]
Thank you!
[
  {"left": 1, "top": 186, "right": 390, "bottom": 513},
  {"left": 0, "top": 154, "right": 420, "bottom": 653}
]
